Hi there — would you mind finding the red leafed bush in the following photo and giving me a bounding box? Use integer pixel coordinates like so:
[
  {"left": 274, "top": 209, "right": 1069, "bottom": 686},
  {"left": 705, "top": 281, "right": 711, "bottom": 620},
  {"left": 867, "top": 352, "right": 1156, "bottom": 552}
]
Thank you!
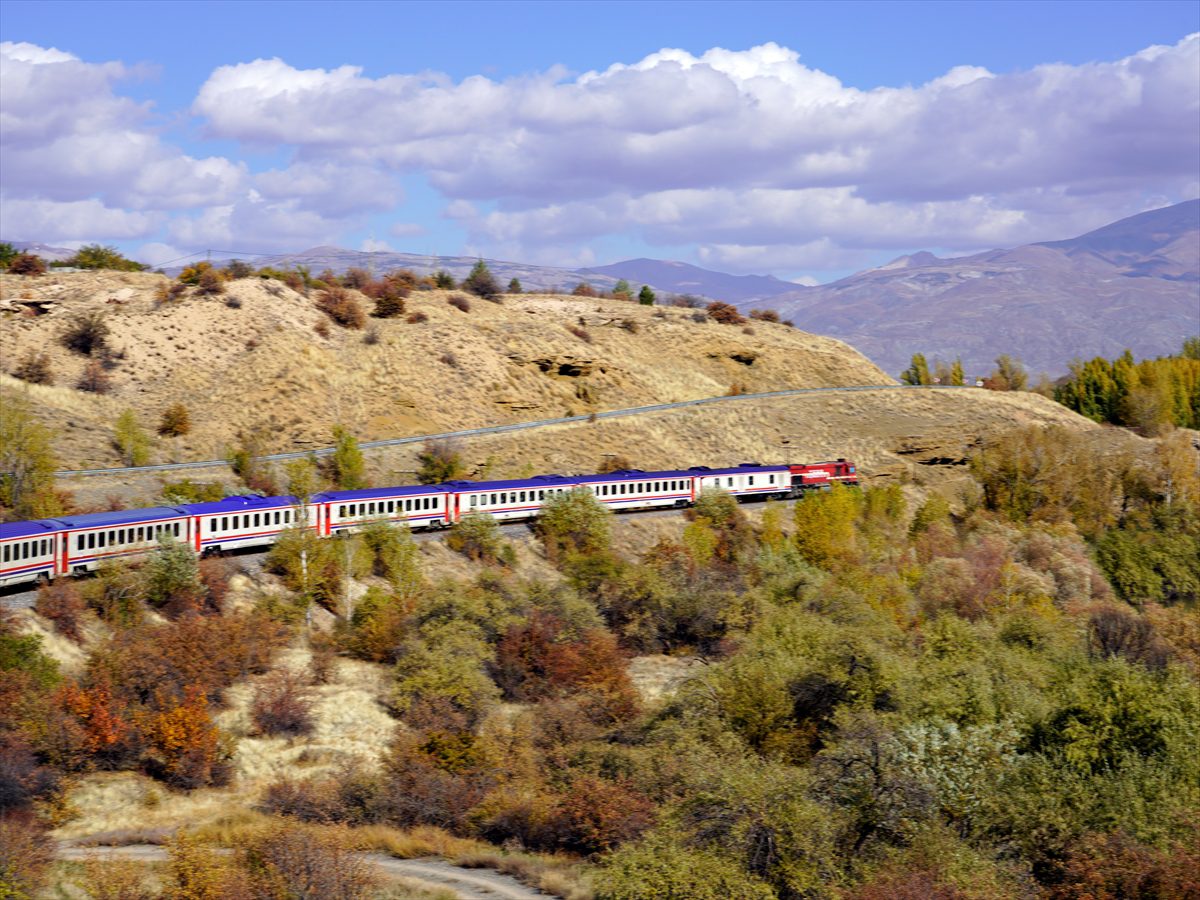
[
  {"left": 555, "top": 775, "right": 656, "bottom": 854},
  {"left": 144, "top": 685, "right": 230, "bottom": 789},
  {"left": 251, "top": 671, "right": 314, "bottom": 738},
  {"left": 316, "top": 287, "right": 366, "bottom": 329},
  {"left": 706, "top": 301, "right": 746, "bottom": 325},
  {"left": 35, "top": 579, "right": 86, "bottom": 642}
]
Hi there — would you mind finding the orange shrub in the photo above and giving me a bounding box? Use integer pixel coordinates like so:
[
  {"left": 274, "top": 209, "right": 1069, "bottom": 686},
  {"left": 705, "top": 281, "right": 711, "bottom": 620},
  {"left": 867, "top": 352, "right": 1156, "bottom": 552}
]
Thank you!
[{"left": 144, "top": 685, "right": 229, "bottom": 789}]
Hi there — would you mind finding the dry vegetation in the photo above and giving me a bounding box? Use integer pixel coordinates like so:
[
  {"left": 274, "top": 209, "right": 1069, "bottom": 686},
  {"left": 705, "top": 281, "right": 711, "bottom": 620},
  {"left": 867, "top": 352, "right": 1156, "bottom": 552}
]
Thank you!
[{"left": 1, "top": 269, "right": 891, "bottom": 470}]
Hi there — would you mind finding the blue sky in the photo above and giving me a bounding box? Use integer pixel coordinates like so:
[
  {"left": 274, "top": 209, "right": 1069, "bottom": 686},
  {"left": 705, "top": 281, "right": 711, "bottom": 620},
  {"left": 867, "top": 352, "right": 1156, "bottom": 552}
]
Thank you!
[{"left": 2, "top": 0, "right": 1198, "bottom": 281}]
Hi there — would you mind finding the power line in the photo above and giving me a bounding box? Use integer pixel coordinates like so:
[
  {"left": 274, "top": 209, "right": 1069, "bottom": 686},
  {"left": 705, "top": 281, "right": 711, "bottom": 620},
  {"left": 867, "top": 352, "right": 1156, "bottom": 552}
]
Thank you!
[{"left": 152, "top": 249, "right": 264, "bottom": 268}]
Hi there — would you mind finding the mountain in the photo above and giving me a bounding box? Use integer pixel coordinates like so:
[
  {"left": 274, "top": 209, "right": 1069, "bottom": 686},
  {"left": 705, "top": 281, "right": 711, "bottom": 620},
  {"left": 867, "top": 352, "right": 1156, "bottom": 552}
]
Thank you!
[
  {"left": 749, "top": 200, "right": 1200, "bottom": 377},
  {"left": 241, "top": 247, "right": 633, "bottom": 295},
  {"left": 2, "top": 241, "right": 76, "bottom": 262},
  {"left": 579, "top": 258, "right": 801, "bottom": 303}
]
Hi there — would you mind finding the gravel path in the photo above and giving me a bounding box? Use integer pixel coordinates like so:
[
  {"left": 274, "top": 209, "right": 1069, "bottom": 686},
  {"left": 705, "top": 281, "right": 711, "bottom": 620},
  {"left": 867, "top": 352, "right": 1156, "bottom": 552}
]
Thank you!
[{"left": 57, "top": 844, "right": 551, "bottom": 899}]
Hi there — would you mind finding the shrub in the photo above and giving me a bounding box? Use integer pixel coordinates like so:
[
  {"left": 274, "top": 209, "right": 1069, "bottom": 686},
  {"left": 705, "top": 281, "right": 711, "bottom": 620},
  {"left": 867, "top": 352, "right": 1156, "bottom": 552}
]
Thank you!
[
  {"left": 113, "top": 409, "right": 151, "bottom": 466},
  {"left": 447, "top": 293, "right": 472, "bottom": 313},
  {"left": 537, "top": 486, "right": 613, "bottom": 560},
  {"left": 749, "top": 308, "right": 781, "bottom": 323},
  {"left": 240, "top": 821, "right": 378, "bottom": 898},
  {"left": 433, "top": 270, "right": 456, "bottom": 289},
  {"left": 672, "top": 294, "right": 706, "bottom": 308},
  {"left": 62, "top": 312, "right": 110, "bottom": 355},
  {"left": 440, "top": 351, "right": 459, "bottom": 367},
  {"left": 35, "top": 579, "right": 86, "bottom": 642},
  {"left": 224, "top": 295, "right": 242, "bottom": 309},
  {"left": 598, "top": 454, "right": 634, "bottom": 474},
  {"left": 316, "top": 288, "right": 366, "bottom": 329},
  {"left": 8, "top": 253, "right": 46, "bottom": 275},
  {"left": 638, "top": 285, "right": 656, "bottom": 305},
  {"left": 144, "top": 687, "right": 230, "bottom": 788},
  {"left": 372, "top": 292, "right": 406, "bottom": 318},
  {"left": 556, "top": 775, "right": 656, "bottom": 854},
  {"left": 508, "top": 277, "right": 522, "bottom": 293},
  {"left": 314, "top": 319, "right": 331, "bottom": 338},
  {"left": 251, "top": 671, "right": 314, "bottom": 737},
  {"left": 324, "top": 426, "right": 367, "bottom": 490},
  {"left": 417, "top": 440, "right": 464, "bottom": 485},
  {"left": 0, "top": 242, "right": 18, "bottom": 269},
  {"left": 363, "top": 326, "right": 380, "bottom": 345},
  {"left": 196, "top": 268, "right": 226, "bottom": 296},
  {"left": 462, "top": 260, "right": 500, "bottom": 300},
  {"left": 406, "top": 310, "right": 429, "bottom": 324},
  {"left": 158, "top": 403, "right": 192, "bottom": 437},
  {"left": 76, "top": 359, "right": 113, "bottom": 394},
  {"left": 141, "top": 534, "right": 201, "bottom": 610},
  {"left": 0, "top": 815, "right": 52, "bottom": 899},
  {"left": 568, "top": 325, "right": 593, "bottom": 343},
  {"left": 446, "top": 511, "right": 507, "bottom": 564},
  {"left": 12, "top": 350, "right": 53, "bottom": 385},
  {"left": 707, "top": 301, "right": 746, "bottom": 325},
  {"left": 620, "top": 318, "right": 639, "bottom": 333},
  {"left": 573, "top": 282, "right": 599, "bottom": 298},
  {"left": 66, "top": 244, "right": 147, "bottom": 272},
  {"left": 222, "top": 259, "right": 255, "bottom": 279}
]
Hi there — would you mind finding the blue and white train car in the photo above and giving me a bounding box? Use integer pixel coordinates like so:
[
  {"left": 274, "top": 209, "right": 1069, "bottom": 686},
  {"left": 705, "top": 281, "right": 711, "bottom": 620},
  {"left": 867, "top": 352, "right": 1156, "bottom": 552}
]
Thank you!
[
  {"left": 59, "top": 506, "right": 192, "bottom": 576},
  {"left": 177, "top": 495, "right": 309, "bottom": 556},
  {"left": 0, "top": 520, "right": 61, "bottom": 587},
  {"left": 453, "top": 474, "right": 581, "bottom": 522},
  {"left": 314, "top": 484, "right": 455, "bottom": 535}
]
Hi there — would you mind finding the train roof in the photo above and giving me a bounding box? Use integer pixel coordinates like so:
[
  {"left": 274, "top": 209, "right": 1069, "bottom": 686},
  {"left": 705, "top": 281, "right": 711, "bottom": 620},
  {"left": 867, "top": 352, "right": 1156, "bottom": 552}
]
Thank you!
[
  {"left": 0, "top": 520, "right": 63, "bottom": 540},
  {"left": 444, "top": 464, "right": 790, "bottom": 493},
  {"left": 313, "top": 484, "right": 453, "bottom": 503},
  {"left": 176, "top": 495, "right": 299, "bottom": 515},
  {"left": 50, "top": 506, "right": 190, "bottom": 529}
]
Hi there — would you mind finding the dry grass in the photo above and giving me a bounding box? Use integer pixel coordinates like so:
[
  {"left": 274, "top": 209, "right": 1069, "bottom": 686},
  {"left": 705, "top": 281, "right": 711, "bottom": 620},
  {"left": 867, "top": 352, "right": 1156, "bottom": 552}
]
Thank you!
[{"left": 3, "top": 270, "right": 893, "bottom": 471}]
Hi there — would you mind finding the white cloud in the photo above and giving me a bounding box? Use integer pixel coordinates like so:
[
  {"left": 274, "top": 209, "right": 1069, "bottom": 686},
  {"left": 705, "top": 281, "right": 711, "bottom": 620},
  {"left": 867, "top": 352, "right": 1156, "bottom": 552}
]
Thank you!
[
  {"left": 187, "top": 35, "right": 1200, "bottom": 270},
  {"left": 0, "top": 197, "right": 160, "bottom": 241}
]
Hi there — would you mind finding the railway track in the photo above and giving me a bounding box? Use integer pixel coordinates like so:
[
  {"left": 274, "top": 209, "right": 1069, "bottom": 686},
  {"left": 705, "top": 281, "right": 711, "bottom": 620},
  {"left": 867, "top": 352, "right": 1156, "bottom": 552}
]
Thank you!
[{"left": 51, "top": 383, "right": 969, "bottom": 477}]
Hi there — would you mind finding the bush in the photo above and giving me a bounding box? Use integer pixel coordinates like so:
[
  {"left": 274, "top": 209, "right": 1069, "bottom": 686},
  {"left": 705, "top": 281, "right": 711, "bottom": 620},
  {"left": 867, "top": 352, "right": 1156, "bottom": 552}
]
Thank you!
[
  {"left": 160, "top": 479, "right": 225, "bottom": 504},
  {"left": 372, "top": 292, "right": 406, "bottom": 318},
  {"left": 363, "top": 326, "right": 380, "bottom": 345},
  {"left": 251, "top": 670, "right": 314, "bottom": 737},
  {"left": 707, "top": 301, "right": 746, "bottom": 325},
  {"left": 638, "top": 285, "right": 656, "bottom": 305},
  {"left": 537, "top": 486, "right": 613, "bottom": 560},
  {"left": 35, "top": 579, "right": 86, "bottom": 642},
  {"left": 508, "top": 277, "right": 522, "bottom": 293},
  {"left": 440, "top": 351, "right": 459, "bottom": 367},
  {"left": 143, "top": 534, "right": 205, "bottom": 615},
  {"left": 417, "top": 440, "right": 464, "bottom": 485},
  {"left": 406, "top": 311, "right": 429, "bottom": 324},
  {"left": 65, "top": 244, "right": 147, "bottom": 271},
  {"left": 113, "top": 409, "right": 151, "bottom": 466},
  {"left": 158, "top": 403, "right": 192, "bottom": 437},
  {"left": 11, "top": 350, "right": 53, "bottom": 385},
  {"left": 8, "top": 253, "right": 46, "bottom": 275},
  {"left": 573, "top": 282, "right": 599, "bottom": 298},
  {"left": 222, "top": 259, "right": 255, "bottom": 279},
  {"left": 749, "top": 308, "right": 781, "bottom": 323},
  {"left": 316, "top": 288, "right": 366, "bottom": 329},
  {"left": 433, "top": 270, "right": 456, "bottom": 289},
  {"left": 447, "top": 293, "right": 472, "bottom": 313},
  {"left": 62, "top": 312, "right": 110, "bottom": 356},
  {"left": 196, "top": 268, "right": 227, "bottom": 297},
  {"left": 0, "top": 815, "right": 53, "bottom": 899},
  {"left": 446, "top": 511, "right": 507, "bottom": 564},
  {"left": 76, "top": 359, "right": 113, "bottom": 394},
  {"left": 241, "top": 821, "right": 378, "bottom": 898},
  {"left": 568, "top": 325, "right": 593, "bottom": 343},
  {"left": 143, "top": 685, "right": 231, "bottom": 789}
]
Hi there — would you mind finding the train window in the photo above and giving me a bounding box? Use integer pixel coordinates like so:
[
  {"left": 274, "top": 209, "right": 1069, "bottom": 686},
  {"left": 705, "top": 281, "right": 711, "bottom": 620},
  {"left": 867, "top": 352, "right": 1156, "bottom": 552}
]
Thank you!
[
  {"left": 749, "top": 476, "right": 755, "bottom": 486},
  {"left": 769, "top": 475, "right": 774, "bottom": 484},
  {"left": 1, "top": 546, "right": 7, "bottom": 563},
  {"left": 252, "top": 514, "right": 259, "bottom": 527},
  {"left": 173, "top": 523, "right": 180, "bottom": 537},
  {"left": 338, "top": 505, "right": 346, "bottom": 517},
  {"left": 98, "top": 532, "right": 107, "bottom": 548},
  {"left": 283, "top": 510, "right": 291, "bottom": 523},
  {"left": 489, "top": 493, "right": 496, "bottom": 505},
  {"left": 425, "top": 497, "right": 432, "bottom": 510}
]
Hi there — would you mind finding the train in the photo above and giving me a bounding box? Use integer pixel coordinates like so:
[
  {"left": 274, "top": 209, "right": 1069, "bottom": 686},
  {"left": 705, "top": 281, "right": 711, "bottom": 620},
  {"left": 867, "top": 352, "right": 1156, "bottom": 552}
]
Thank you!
[{"left": 0, "top": 459, "right": 857, "bottom": 589}]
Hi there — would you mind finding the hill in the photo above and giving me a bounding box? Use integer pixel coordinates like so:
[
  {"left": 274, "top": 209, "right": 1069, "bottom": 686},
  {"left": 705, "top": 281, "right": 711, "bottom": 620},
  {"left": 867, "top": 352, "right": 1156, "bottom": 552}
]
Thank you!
[
  {"left": 0, "top": 270, "right": 891, "bottom": 473},
  {"left": 579, "top": 258, "right": 801, "bottom": 302},
  {"left": 753, "top": 200, "right": 1200, "bottom": 377}
]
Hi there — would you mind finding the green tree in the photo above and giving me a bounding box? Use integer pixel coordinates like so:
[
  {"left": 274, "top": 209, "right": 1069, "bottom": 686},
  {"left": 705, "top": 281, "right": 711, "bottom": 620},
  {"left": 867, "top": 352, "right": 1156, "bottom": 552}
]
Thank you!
[
  {"left": 359, "top": 520, "right": 423, "bottom": 594},
  {"left": 0, "top": 392, "right": 64, "bottom": 518},
  {"left": 537, "top": 486, "right": 613, "bottom": 559},
  {"left": 597, "top": 833, "right": 775, "bottom": 899},
  {"left": 462, "top": 260, "right": 499, "bottom": 300},
  {"left": 792, "top": 484, "right": 861, "bottom": 569},
  {"left": 0, "top": 242, "right": 17, "bottom": 269},
  {"left": 446, "top": 510, "right": 509, "bottom": 565},
  {"left": 65, "top": 244, "right": 147, "bottom": 272},
  {"left": 950, "top": 358, "right": 965, "bottom": 386},
  {"left": 325, "top": 427, "right": 367, "bottom": 489},
  {"left": 987, "top": 355, "right": 1028, "bottom": 392},
  {"left": 900, "top": 353, "right": 932, "bottom": 386},
  {"left": 638, "top": 285, "right": 656, "bottom": 306},
  {"left": 433, "top": 269, "right": 456, "bottom": 289},
  {"left": 612, "top": 279, "right": 633, "bottom": 301},
  {"left": 143, "top": 533, "right": 204, "bottom": 609},
  {"left": 113, "top": 409, "right": 151, "bottom": 466},
  {"left": 507, "top": 277, "right": 522, "bottom": 294}
]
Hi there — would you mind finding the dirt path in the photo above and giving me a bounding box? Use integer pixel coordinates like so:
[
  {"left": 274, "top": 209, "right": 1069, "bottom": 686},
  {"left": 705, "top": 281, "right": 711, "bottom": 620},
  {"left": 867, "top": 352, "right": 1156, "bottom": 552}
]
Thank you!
[{"left": 56, "top": 844, "right": 552, "bottom": 899}]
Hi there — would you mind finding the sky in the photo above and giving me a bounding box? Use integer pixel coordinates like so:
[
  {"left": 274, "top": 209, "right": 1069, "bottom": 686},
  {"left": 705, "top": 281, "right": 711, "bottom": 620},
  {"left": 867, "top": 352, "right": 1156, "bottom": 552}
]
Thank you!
[{"left": 1, "top": 0, "right": 1198, "bottom": 283}]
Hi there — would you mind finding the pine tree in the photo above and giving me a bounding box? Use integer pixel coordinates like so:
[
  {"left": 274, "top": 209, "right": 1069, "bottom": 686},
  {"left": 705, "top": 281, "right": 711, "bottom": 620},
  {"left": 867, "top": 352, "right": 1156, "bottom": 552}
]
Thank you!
[
  {"left": 507, "top": 277, "right": 522, "bottom": 294},
  {"left": 463, "top": 260, "right": 499, "bottom": 300},
  {"left": 638, "top": 285, "right": 656, "bottom": 306}
]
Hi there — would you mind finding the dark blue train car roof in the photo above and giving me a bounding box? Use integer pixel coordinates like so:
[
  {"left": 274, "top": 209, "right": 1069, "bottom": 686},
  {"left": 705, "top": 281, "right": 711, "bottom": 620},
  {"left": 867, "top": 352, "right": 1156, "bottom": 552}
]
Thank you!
[
  {"left": 0, "top": 520, "right": 64, "bottom": 540},
  {"left": 313, "top": 484, "right": 453, "bottom": 504},
  {"left": 50, "top": 506, "right": 190, "bottom": 530},
  {"left": 177, "top": 495, "right": 299, "bottom": 516},
  {"left": 444, "top": 474, "right": 580, "bottom": 492}
]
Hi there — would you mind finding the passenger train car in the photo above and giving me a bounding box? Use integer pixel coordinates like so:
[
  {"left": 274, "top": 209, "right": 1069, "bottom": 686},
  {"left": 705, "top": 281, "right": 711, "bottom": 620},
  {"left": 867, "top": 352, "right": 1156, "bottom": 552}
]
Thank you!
[{"left": 0, "top": 459, "right": 856, "bottom": 589}]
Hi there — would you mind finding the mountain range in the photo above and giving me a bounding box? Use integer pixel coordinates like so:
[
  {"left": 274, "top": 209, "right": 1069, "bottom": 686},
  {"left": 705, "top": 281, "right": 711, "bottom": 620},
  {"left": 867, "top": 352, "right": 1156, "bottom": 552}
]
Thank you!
[
  {"left": 6, "top": 201, "right": 1196, "bottom": 377},
  {"left": 754, "top": 200, "right": 1199, "bottom": 376}
]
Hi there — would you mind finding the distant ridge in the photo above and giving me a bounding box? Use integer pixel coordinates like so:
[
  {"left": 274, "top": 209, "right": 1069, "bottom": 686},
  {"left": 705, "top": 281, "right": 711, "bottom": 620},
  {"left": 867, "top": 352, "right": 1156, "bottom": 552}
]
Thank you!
[
  {"left": 579, "top": 258, "right": 801, "bottom": 303},
  {"left": 746, "top": 200, "right": 1200, "bottom": 376}
]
